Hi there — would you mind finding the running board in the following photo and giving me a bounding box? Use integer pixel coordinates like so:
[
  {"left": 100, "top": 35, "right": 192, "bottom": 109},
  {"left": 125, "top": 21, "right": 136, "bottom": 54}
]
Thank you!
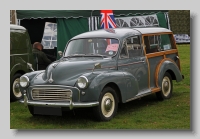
[{"left": 126, "top": 90, "right": 152, "bottom": 102}]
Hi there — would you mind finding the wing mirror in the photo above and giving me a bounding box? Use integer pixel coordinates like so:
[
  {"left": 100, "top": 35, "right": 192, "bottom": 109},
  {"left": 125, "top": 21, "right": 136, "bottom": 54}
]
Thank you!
[
  {"left": 92, "top": 63, "right": 101, "bottom": 73},
  {"left": 17, "top": 56, "right": 34, "bottom": 71},
  {"left": 27, "top": 63, "right": 34, "bottom": 71}
]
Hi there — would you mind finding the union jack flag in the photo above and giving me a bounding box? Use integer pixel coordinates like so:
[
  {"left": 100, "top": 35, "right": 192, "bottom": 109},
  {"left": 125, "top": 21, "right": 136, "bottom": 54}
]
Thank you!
[
  {"left": 100, "top": 10, "right": 116, "bottom": 29},
  {"left": 100, "top": 10, "right": 117, "bottom": 45}
]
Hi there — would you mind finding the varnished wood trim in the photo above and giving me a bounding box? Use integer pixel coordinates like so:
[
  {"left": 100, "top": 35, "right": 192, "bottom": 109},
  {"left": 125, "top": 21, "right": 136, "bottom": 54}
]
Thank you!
[
  {"left": 146, "top": 52, "right": 164, "bottom": 58},
  {"left": 155, "top": 59, "right": 167, "bottom": 87},
  {"left": 146, "top": 49, "right": 178, "bottom": 58},
  {"left": 163, "top": 54, "right": 166, "bottom": 59},
  {"left": 141, "top": 36, "right": 151, "bottom": 88},
  {"left": 164, "top": 49, "right": 178, "bottom": 54},
  {"left": 151, "top": 87, "right": 161, "bottom": 93},
  {"left": 146, "top": 56, "right": 151, "bottom": 88}
]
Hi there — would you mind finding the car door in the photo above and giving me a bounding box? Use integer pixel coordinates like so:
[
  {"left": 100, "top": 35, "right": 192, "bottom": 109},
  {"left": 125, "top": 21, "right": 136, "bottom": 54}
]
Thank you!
[{"left": 118, "top": 35, "right": 149, "bottom": 99}]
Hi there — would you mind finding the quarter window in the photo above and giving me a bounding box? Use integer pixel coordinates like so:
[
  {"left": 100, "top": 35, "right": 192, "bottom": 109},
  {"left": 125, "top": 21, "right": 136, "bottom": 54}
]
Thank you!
[{"left": 144, "top": 34, "right": 175, "bottom": 54}]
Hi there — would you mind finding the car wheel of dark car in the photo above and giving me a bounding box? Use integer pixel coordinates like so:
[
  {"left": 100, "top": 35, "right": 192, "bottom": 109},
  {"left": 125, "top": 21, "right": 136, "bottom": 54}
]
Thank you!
[
  {"left": 93, "top": 87, "right": 118, "bottom": 121},
  {"left": 156, "top": 72, "right": 173, "bottom": 101},
  {"left": 11, "top": 73, "right": 23, "bottom": 101}
]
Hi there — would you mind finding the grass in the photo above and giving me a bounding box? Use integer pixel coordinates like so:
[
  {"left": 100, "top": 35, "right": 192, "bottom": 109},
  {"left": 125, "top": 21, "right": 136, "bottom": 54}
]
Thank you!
[{"left": 10, "top": 44, "right": 190, "bottom": 129}]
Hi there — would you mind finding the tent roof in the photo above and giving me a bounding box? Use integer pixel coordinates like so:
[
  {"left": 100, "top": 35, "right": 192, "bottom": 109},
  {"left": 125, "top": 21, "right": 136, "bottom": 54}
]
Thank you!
[{"left": 16, "top": 10, "right": 168, "bottom": 20}]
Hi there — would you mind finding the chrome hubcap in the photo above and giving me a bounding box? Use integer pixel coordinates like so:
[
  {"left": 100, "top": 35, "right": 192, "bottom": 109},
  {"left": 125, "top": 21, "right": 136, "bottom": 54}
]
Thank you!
[
  {"left": 104, "top": 98, "right": 113, "bottom": 112},
  {"left": 101, "top": 92, "right": 115, "bottom": 118},
  {"left": 163, "top": 81, "right": 169, "bottom": 92},
  {"left": 13, "top": 78, "right": 22, "bottom": 98},
  {"left": 162, "top": 76, "right": 171, "bottom": 97},
  {"left": 15, "top": 83, "right": 20, "bottom": 89}
]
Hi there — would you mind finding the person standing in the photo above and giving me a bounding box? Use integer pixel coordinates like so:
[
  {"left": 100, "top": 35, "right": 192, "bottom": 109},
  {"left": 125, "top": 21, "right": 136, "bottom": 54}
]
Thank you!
[{"left": 32, "top": 42, "right": 52, "bottom": 70}]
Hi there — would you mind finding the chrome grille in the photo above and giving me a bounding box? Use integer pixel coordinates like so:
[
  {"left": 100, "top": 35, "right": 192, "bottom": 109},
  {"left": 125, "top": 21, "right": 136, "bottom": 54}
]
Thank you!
[{"left": 31, "top": 88, "right": 72, "bottom": 101}]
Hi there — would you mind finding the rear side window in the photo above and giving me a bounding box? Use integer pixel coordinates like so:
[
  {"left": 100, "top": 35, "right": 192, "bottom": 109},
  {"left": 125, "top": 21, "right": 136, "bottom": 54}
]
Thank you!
[{"left": 144, "top": 34, "right": 176, "bottom": 54}]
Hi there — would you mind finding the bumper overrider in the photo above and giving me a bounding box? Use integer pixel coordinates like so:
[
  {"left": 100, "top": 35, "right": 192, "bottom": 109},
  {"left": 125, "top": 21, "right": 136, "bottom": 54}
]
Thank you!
[{"left": 19, "top": 85, "right": 99, "bottom": 110}]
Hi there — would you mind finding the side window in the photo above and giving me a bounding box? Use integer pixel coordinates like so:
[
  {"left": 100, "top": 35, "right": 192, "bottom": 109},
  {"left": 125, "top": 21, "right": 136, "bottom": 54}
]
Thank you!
[
  {"left": 144, "top": 34, "right": 175, "bottom": 54},
  {"left": 126, "top": 36, "right": 142, "bottom": 58},
  {"left": 120, "top": 41, "right": 128, "bottom": 58},
  {"left": 160, "top": 34, "right": 175, "bottom": 50},
  {"left": 144, "top": 35, "right": 160, "bottom": 54}
]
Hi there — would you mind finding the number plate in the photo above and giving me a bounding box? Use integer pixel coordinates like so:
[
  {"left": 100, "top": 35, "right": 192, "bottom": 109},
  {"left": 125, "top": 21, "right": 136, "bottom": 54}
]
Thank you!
[{"left": 34, "top": 106, "right": 62, "bottom": 116}]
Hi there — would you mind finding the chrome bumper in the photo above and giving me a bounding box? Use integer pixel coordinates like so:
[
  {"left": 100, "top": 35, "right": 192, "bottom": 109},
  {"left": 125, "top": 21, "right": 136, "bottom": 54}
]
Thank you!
[{"left": 19, "top": 94, "right": 99, "bottom": 110}]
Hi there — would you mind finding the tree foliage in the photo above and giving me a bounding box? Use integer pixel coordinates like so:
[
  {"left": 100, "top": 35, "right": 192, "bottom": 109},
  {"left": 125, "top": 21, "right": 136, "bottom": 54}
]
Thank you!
[{"left": 168, "top": 10, "right": 190, "bottom": 36}]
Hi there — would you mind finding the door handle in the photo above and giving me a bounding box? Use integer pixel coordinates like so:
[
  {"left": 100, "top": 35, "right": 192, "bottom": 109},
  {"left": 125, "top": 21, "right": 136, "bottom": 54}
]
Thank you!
[{"left": 140, "top": 59, "right": 145, "bottom": 63}]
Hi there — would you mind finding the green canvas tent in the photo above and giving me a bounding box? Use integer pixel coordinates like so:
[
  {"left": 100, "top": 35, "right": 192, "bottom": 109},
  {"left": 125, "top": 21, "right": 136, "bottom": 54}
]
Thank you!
[{"left": 16, "top": 10, "right": 169, "bottom": 60}]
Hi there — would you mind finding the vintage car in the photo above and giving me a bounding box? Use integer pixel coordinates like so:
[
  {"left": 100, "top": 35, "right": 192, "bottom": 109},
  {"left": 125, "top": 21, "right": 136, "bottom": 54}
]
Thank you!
[
  {"left": 10, "top": 24, "right": 34, "bottom": 101},
  {"left": 19, "top": 27, "right": 184, "bottom": 121}
]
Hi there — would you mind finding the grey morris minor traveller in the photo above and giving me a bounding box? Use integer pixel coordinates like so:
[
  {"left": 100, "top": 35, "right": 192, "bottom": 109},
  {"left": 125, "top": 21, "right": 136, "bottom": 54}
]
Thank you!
[{"left": 19, "top": 27, "right": 184, "bottom": 121}]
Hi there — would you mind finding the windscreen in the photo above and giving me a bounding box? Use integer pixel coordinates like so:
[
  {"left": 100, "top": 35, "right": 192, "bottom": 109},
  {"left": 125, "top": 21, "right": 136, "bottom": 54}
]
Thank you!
[{"left": 64, "top": 38, "right": 119, "bottom": 57}]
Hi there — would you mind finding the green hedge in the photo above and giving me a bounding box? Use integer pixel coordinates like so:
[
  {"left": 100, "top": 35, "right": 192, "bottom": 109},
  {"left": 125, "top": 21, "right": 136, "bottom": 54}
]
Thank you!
[{"left": 168, "top": 10, "right": 190, "bottom": 36}]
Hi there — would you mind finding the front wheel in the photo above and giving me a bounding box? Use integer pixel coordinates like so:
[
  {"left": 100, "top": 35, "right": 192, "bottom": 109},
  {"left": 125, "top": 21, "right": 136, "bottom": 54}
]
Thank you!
[
  {"left": 93, "top": 87, "right": 118, "bottom": 121},
  {"left": 10, "top": 73, "right": 23, "bottom": 101},
  {"left": 156, "top": 72, "right": 173, "bottom": 101}
]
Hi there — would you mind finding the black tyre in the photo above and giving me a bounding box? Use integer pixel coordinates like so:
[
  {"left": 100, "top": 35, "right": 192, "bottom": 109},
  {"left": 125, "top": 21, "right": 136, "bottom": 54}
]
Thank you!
[
  {"left": 10, "top": 73, "right": 23, "bottom": 101},
  {"left": 93, "top": 87, "right": 118, "bottom": 121},
  {"left": 156, "top": 72, "right": 173, "bottom": 101}
]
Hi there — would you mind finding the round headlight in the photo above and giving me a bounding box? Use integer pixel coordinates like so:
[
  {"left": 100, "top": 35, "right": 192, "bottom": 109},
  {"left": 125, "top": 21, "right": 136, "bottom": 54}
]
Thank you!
[
  {"left": 19, "top": 75, "right": 29, "bottom": 87},
  {"left": 77, "top": 76, "right": 88, "bottom": 89}
]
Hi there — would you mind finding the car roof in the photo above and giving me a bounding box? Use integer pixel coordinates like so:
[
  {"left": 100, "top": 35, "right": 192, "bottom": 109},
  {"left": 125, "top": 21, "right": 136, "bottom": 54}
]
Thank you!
[
  {"left": 10, "top": 24, "right": 26, "bottom": 30},
  {"left": 72, "top": 27, "right": 172, "bottom": 40},
  {"left": 132, "top": 27, "right": 172, "bottom": 34}
]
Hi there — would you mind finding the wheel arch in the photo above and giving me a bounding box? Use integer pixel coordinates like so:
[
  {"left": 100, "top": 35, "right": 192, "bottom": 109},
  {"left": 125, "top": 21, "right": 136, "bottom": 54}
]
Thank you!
[
  {"left": 104, "top": 82, "right": 122, "bottom": 103},
  {"left": 165, "top": 69, "right": 176, "bottom": 80},
  {"left": 155, "top": 58, "right": 183, "bottom": 88},
  {"left": 87, "top": 71, "right": 129, "bottom": 103},
  {"left": 14, "top": 70, "right": 26, "bottom": 76},
  {"left": 10, "top": 63, "right": 26, "bottom": 79}
]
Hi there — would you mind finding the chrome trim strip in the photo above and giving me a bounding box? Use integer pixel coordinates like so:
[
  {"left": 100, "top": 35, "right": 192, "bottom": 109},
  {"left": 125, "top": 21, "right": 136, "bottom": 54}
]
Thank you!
[
  {"left": 19, "top": 99, "right": 99, "bottom": 109},
  {"left": 10, "top": 53, "right": 30, "bottom": 56},
  {"left": 30, "top": 85, "right": 80, "bottom": 90},
  {"left": 126, "top": 92, "right": 152, "bottom": 102}
]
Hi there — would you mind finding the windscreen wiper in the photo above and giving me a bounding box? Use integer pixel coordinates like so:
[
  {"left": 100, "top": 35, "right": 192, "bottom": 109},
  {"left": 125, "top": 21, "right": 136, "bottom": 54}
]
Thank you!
[
  {"left": 64, "top": 54, "right": 86, "bottom": 58},
  {"left": 86, "top": 53, "right": 108, "bottom": 58}
]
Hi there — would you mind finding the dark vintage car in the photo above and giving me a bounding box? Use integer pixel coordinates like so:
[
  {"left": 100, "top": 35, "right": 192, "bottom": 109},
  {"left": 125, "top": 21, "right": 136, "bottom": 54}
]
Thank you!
[
  {"left": 19, "top": 27, "right": 184, "bottom": 121},
  {"left": 10, "top": 24, "right": 34, "bottom": 101}
]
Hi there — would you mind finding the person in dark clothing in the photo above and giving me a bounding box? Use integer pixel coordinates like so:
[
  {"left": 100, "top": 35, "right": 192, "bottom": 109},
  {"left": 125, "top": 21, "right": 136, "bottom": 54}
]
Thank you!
[{"left": 32, "top": 42, "right": 52, "bottom": 70}]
